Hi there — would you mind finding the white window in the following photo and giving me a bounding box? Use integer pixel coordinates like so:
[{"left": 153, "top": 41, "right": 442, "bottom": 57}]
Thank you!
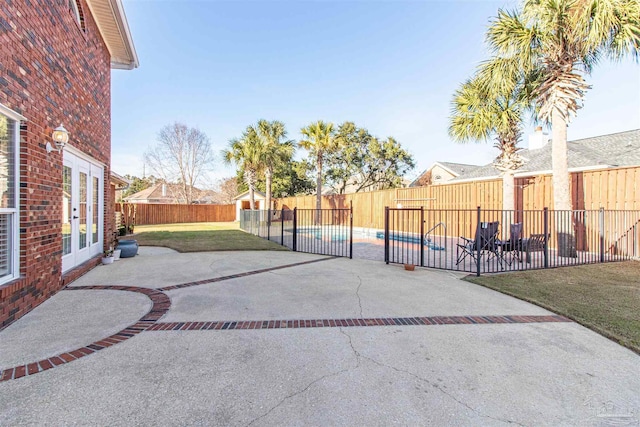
[
  {"left": 0, "top": 104, "right": 23, "bottom": 285},
  {"left": 68, "top": 0, "right": 86, "bottom": 32}
]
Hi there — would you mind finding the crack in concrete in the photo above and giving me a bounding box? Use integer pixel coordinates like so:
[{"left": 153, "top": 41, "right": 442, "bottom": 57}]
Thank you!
[
  {"left": 355, "top": 275, "right": 364, "bottom": 318},
  {"left": 244, "top": 330, "right": 360, "bottom": 427},
  {"left": 338, "top": 328, "right": 525, "bottom": 427}
]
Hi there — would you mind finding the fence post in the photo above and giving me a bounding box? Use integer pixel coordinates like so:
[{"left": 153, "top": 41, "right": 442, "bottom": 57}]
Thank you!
[
  {"left": 292, "top": 208, "right": 297, "bottom": 252},
  {"left": 476, "top": 206, "right": 481, "bottom": 277},
  {"left": 420, "top": 207, "right": 424, "bottom": 267},
  {"left": 267, "top": 209, "right": 271, "bottom": 241},
  {"left": 635, "top": 222, "right": 638, "bottom": 259},
  {"left": 599, "top": 207, "right": 605, "bottom": 263},
  {"left": 349, "top": 201, "right": 353, "bottom": 259},
  {"left": 281, "top": 210, "right": 284, "bottom": 247},
  {"left": 543, "top": 207, "right": 549, "bottom": 268},
  {"left": 384, "top": 207, "right": 389, "bottom": 264}
]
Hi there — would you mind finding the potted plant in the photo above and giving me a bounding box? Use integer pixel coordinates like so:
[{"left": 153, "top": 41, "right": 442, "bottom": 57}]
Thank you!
[{"left": 102, "top": 248, "right": 114, "bottom": 265}]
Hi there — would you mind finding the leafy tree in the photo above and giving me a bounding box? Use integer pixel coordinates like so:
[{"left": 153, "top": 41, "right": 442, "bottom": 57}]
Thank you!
[
  {"left": 449, "top": 57, "right": 536, "bottom": 210},
  {"left": 236, "top": 159, "right": 314, "bottom": 197},
  {"left": 272, "top": 160, "right": 315, "bottom": 197},
  {"left": 325, "top": 122, "right": 414, "bottom": 194},
  {"left": 256, "top": 120, "right": 295, "bottom": 210},
  {"left": 324, "top": 122, "right": 370, "bottom": 194},
  {"left": 365, "top": 136, "right": 415, "bottom": 190},
  {"left": 487, "top": 0, "right": 640, "bottom": 211},
  {"left": 121, "top": 174, "right": 156, "bottom": 200},
  {"left": 299, "top": 121, "right": 336, "bottom": 211},
  {"left": 144, "top": 123, "right": 214, "bottom": 204},
  {"left": 222, "top": 127, "right": 264, "bottom": 210}
]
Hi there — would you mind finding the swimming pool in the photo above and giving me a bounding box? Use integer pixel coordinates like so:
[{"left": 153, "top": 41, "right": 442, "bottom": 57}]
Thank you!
[
  {"left": 295, "top": 227, "right": 444, "bottom": 249},
  {"left": 375, "top": 231, "right": 445, "bottom": 250},
  {"left": 296, "top": 227, "right": 375, "bottom": 242}
]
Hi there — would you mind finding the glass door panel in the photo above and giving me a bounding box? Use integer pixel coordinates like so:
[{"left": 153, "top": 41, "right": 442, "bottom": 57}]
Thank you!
[
  {"left": 62, "top": 166, "right": 72, "bottom": 256},
  {"left": 78, "top": 171, "right": 87, "bottom": 250},
  {"left": 62, "top": 152, "right": 103, "bottom": 272},
  {"left": 92, "top": 176, "right": 98, "bottom": 245}
]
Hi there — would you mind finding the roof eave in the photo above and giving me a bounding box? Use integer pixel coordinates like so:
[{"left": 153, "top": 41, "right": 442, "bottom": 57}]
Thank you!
[
  {"left": 433, "top": 162, "right": 462, "bottom": 177},
  {"left": 111, "top": 59, "right": 137, "bottom": 70},
  {"left": 86, "top": 0, "right": 139, "bottom": 70}
]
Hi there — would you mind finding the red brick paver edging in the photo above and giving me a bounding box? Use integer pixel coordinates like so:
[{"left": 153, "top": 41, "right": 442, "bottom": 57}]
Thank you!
[
  {"left": 147, "top": 315, "right": 571, "bottom": 331},
  {"left": 0, "top": 259, "right": 573, "bottom": 383},
  {"left": 1, "top": 259, "right": 338, "bottom": 382},
  {"left": 0, "top": 286, "right": 170, "bottom": 382}
]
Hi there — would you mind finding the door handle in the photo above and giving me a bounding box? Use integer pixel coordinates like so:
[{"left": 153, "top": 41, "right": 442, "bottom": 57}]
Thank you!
[{"left": 73, "top": 216, "right": 79, "bottom": 219}]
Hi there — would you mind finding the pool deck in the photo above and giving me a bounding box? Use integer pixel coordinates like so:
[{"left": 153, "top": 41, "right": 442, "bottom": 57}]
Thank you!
[{"left": 1, "top": 248, "right": 639, "bottom": 425}]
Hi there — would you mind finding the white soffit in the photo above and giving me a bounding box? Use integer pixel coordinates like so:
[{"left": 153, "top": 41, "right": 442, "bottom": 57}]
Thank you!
[{"left": 85, "top": 0, "right": 139, "bottom": 70}]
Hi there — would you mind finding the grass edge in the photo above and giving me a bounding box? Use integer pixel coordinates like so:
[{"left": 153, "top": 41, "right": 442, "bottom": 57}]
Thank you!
[{"left": 463, "top": 275, "right": 640, "bottom": 356}]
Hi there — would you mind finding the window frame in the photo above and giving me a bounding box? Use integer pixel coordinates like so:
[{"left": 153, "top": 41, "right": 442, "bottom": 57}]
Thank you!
[
  {"left": 68, "top": 0, "right": 86, "bottom": 33},
  {"left": 0, "top": 103, "right": 24, "bottom": 286}
]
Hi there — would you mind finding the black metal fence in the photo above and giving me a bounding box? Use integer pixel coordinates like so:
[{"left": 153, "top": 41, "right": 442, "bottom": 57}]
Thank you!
[
  {"left": 385, "top": 207, "right": 640, "bottom": 275},
  {"left": 239, "top": 207, "right": 353, "bottom": 258}
]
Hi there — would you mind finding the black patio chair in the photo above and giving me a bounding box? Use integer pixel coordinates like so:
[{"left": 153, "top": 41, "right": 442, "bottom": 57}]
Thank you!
[
  {"left": 500, "top": 223, "right": 523, "bottom": 265},
  {"left": 522, "top": 233, "right": 549, "bottom": 263},
  {"left": 456, "top": 221, "right": 501, "bottom": 268}
]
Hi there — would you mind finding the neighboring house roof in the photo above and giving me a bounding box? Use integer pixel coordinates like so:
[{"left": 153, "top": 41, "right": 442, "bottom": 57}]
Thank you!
[
  {"left": 110, "top": 171, "right": 130, "bottom": 188},
  {"left": 411, "top": 129, "right": 640, "bottom": 186},
  {"left": 124, "top": 184, "right": 166, "bottom": 203},
  {"left": 124, "top": 183, "right": 220, "bottom": 204},
  {"left": 410, "top": 162, "right": 482, "bottom": 186},
  {"left": 437, "top": 162, "right": 482, "bottom": 176},
  {"left": 234, "top": 190, "right": 266, "bottom": 200},
  {"left": 193, "top": 190, "right": 226, "bottom": 204},
  {"left": 451, "top": 129, "right": 640, "bottom": 181},
  {"left": 86, "top": 0, "right": 139, "bottom": 69}
]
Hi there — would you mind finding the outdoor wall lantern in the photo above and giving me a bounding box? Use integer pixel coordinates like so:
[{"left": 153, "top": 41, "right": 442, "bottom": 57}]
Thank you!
[{"left": 46, "top": 124, "right": 69, "bottom": 153}]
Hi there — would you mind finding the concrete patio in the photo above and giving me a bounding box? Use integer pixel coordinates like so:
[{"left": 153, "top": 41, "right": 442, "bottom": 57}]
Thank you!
[{"left": 0, "top": 248, "right": 638, "bottom": 426}]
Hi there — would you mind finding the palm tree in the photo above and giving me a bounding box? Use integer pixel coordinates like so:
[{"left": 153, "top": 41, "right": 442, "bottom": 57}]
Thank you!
[
  {"left": 257, "top": 120, "right": 295, "bottom": 212},
  {"left": 487, "top": 0, "right": 640, "bottom": 211},
  {"left": 222, "top": 126, "right": 264, "bottom": 211},
  {"left": 299, "top": 121, "right": 336, "bottom": 213},
  {"left": 449, "top": 57, "right": 535, "bottom": 211}
]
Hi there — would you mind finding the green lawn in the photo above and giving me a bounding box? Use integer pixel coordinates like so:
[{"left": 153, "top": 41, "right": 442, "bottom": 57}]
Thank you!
[
  {"left": 131, "top": 222, "right": 288, "bottom": 252},
  {"left": 465, "top": 262, "right": 640, "bottom": 354}
]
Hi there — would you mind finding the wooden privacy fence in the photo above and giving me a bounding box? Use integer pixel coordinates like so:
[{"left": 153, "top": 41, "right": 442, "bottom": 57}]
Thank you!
[
  {"left": 516, "top": 166, "right": 640, "bottom": 210},
  {"left": 116, "top": 203, "right": 235, "bottom": 226},
  {"left": 276, "top": 179, "right": 505, "bottom": 229},
  {"left": 275, "top": 166, "right": 640, "bottom": 229}
]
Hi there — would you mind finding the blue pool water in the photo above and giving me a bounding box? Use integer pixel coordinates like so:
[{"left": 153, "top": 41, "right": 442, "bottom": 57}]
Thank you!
[
  {"left": 375, "top": 232, "right": 445, "bottom": 250},
  {"left": 297, "top": 227, "right": 350, "bottom": 242}
]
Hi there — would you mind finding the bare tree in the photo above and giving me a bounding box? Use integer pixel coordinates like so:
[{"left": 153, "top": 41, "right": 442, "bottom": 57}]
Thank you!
[
  {"left": 144, "top": 123, "right": 214, "bottom": 204},
  {"left": 217, "top": 177, "right": 239, "bottom": 204}
]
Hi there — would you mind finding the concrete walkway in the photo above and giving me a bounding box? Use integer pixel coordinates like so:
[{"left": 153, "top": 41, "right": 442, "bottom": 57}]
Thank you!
[{"left": 1, "top": 248, "right": 638, "bottom": 426}]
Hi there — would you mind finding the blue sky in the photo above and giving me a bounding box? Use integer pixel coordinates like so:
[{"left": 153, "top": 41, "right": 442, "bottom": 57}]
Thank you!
[{"left": 111, "top": 0, "right": 640, "bottom": 186}]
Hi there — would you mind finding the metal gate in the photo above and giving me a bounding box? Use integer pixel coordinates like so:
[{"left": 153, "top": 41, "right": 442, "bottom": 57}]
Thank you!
[
  {"left": 240, "top": 206, "right": 353, "bottom": 258},
  {"left": 384, "top": 207, "right": 450, "bottom": 270}
]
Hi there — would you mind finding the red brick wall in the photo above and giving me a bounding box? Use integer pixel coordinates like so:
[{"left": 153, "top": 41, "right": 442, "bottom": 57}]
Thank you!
[{"left": 0, "top": 0, "right": 112, "bottom": 329}]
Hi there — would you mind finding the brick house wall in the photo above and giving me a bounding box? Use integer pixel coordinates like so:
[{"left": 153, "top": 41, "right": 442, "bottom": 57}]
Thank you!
[{"left": 0, "top": 0, "right": 113, "bottom": 329}]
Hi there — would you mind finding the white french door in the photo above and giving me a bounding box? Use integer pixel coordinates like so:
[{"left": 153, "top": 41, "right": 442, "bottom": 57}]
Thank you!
[{"left": 62, "top": 151, "right": 104, "bottom": 272}]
